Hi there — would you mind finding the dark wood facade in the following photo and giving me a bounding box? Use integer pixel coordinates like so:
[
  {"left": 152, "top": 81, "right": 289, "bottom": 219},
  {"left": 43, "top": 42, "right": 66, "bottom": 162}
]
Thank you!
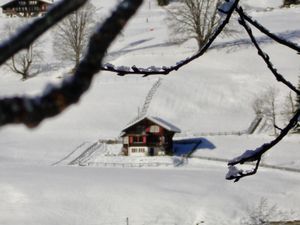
[
  {"left": 121, "top": 117, "right": 181, "bottom": 156},
  {"left": 1, "top": 0, "right": 53, "bottom": 17}
]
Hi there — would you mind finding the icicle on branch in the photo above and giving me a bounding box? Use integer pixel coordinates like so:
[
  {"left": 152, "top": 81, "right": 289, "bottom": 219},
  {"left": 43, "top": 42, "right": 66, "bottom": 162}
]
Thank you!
[
  {"left": 100, "top": 0, "right": 240, "bottom": 76},
  {"left": 0, "top": 0, "right": 143, "bottom": 128}
]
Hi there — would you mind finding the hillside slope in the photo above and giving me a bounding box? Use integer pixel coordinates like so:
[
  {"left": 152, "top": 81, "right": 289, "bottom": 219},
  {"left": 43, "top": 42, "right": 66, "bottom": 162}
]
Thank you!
[{"left": 1, "top": 0, "right": 299, "bottom": 164}]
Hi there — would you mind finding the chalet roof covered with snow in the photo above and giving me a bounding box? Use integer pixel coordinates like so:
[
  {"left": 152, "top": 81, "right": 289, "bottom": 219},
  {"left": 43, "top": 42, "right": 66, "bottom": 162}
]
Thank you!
[{"left": 122, "top": 116, "right": 181, "bottom": 133}]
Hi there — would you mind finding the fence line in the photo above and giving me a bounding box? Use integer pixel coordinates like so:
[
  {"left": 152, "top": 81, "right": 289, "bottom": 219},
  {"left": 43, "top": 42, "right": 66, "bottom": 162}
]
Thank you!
[
  {"left": 69, "top": 141, "right": 105, "bottom": 165},
  {"left": 86, "top": 161, "right": 173, "bottom": 168},
  {"left": 192, "top": 156, "right": 300, "bottom": 174}
]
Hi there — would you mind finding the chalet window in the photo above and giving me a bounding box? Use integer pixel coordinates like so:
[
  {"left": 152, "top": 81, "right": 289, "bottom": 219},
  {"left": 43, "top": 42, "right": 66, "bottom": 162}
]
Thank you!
[
  {"left": 150, "top": 125, "right": 160, "bottom": 133},
  {"left": 148, "top": 135, "right": 159, "bottom": 143},
  {"left": 123, "top": 136, "right": 129, "bottom": 145},
  {"left": 133, "top": 136, "right": 145, "bottom": 143},
  {"left": 136, "top": 125, "right": 145, "bottom": 133},
  {"left": 130, "top": 147, "right": 146, "bottom": 153}
]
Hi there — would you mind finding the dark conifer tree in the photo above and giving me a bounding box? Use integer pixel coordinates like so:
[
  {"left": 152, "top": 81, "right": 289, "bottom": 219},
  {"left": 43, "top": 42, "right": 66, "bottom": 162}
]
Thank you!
[
  {"left": 157, "top": 0, "right": 169, "bottom": 6},
  {"left": 283, "top": 0, "right": 300, "bottom": 7}
]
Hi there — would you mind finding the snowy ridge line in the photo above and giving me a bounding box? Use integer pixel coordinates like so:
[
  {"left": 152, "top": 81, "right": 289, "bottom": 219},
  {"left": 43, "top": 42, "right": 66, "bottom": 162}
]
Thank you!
[{"left": 192, "top": 156, "right": 300, "bottom": 174}]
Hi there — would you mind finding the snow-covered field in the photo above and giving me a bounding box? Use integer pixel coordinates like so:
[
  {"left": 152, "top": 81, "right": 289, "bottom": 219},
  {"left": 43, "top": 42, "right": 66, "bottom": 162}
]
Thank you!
[{"left": 0, "top": 0, "right": 299, "bottom": 224}]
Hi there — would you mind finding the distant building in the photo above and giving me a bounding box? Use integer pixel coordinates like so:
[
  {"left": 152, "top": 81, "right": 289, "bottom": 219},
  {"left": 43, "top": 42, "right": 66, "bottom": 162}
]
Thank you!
[
  {"left": 1, "top": 0, "right": 53, "bottom": 17},
  {"left": 121, "top": 116, "right": 181, "bottom": 156}
]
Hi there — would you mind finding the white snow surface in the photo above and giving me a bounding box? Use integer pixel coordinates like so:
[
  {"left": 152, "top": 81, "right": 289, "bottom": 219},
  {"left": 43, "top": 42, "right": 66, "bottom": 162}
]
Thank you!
[{"left": 0, "top": 0, "right": 300, "bottom": 224}]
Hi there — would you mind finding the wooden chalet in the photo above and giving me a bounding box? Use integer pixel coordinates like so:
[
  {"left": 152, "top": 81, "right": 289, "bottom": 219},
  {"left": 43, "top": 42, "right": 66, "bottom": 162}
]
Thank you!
[
  {"left": 121, "top": 116, "right": 181, "bottom": 156},
  {"left": 1, "top": 0, "right": 53, "bottom": 17}
]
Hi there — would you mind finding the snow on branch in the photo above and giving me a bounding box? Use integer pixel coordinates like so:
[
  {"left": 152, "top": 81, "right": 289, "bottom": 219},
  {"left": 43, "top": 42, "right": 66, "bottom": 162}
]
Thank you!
[
  {"left": 0, "top": 0, "right": 143, "bottom": 128},
  {"left": 226, "top": 109, "right": 300, "bottom": 182},
  {"left": 226, "top": 6, "right": 300, "bottom": 182},
  {"left": 239, "top": 9, "right": 300, "bottom": 53},
  {"left": 101, "top": 0, "right": 240, "bottom": 76},
  {"left": 236, "top": 6, "right": 300, "bottom": 96}
]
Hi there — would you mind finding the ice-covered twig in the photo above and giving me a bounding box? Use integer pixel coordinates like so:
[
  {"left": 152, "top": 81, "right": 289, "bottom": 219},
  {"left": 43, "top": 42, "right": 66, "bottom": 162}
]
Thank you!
[
  {"left": 226, "top": 158, "right": 261, "bottom": 182},
  {"left": 236, "top": 6, "right": 300, "bottom": 96},
  {"left": 100, "top": 0, "right": 240, "bottom": 76},
  {"left": 227, "top": 109, "right": 300, "bottom": 182},
  {"left": 0, "top": 0, "right": 143, "bottom": 128},
  {"left": 102, "top": 63, "right": 170, "bottom": 76}
]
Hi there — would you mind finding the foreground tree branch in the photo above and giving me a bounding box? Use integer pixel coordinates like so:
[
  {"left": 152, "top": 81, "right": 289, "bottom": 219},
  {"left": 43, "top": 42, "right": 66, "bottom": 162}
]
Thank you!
[
  {"left": 236, "top": 6, "right": 300, "bottom": 96},
  {"left": 226, "top": 109, "right": 300, "bottom": 182},
  {"left": 224, "top": 6, "right": 300, "bottom": 182},
  {"left": 0, "top": 0, "right": 143, "bottom": 128},
  {"left": 239, "top": 9, "right": 300, "bottom": 53}
]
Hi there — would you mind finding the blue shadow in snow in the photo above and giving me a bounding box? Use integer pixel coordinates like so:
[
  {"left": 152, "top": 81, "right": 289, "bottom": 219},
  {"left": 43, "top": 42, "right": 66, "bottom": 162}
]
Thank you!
[{"left": 173, "top": 138, "right": 216, "bottom": 156}]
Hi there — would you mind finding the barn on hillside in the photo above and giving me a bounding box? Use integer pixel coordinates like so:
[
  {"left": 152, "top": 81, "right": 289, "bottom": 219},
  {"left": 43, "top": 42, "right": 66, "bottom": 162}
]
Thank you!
[
  {"left": 1, "top": 0, "right": 53, "bottom": 17},
  {"left": 121, "top": 116, "right": 181, "bottom": 156}
]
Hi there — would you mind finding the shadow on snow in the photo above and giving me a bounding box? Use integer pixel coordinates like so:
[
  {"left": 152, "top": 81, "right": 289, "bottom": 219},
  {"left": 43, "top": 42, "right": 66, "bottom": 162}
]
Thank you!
[{"left": 173, "top": 137, "right": 216, "bottom": 157}]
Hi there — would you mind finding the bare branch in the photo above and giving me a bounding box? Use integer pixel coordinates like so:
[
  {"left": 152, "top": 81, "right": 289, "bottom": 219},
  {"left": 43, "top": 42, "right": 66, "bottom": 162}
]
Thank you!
[
  {"left": 227, "top": 158, "right": 261, "bottom": 182},
  {"left": 0, "top": 0, "right": 143, "bottom": 128},
  {"left": 227, "top": 109, "right": 300, "bottom": 182},
  {"left": 240, "top": 9, "right": 300, "bottom": 53},
  {"left": 236, "top": 6, "right": 300, "bottom": 96}
]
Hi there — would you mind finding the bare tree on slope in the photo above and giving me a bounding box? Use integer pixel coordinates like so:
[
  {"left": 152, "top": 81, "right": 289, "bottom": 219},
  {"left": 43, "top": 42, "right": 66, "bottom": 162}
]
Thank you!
[
  {"left": 166, "top": 0, "right": 222, "bottom": 49},
  {"left": 3, "top": 19, "right": 44, "bottom": 80},
  {"left": 53, "top": 1, "right": 96, "bottom": 70},
  {"left": 252, "top": 87, "right": 278, "bottom": 136}
]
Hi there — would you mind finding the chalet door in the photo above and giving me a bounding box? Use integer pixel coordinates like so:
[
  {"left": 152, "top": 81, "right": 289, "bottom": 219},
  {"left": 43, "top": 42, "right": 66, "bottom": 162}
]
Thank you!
[{"left": 149, "top": 148, "right": 154, "bottom": 156}]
